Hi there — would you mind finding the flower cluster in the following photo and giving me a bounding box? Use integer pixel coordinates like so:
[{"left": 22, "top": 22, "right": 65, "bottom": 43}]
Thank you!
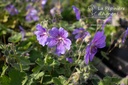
[
  {"left": 34, "top": 24, "right": 71, "bottom": 55},
  {"left": 26, "top": 5, "right": 39, "bottom": 22},
  {"left": 73, "top": 28, "right": 90, "bottom": 41}
]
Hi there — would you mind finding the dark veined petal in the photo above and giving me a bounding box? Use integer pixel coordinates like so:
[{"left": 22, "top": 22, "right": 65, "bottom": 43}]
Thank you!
[
  {"left": 92, "top": 31, "right": 106, "bottom": 48},
  {"left": 89, "top": 46, "right": 97, "bottom": 61},
  {"left": 59, "top": 27, "right": 68, "bottom": 38},
  {"left": 84, "top": 45, "right": 91, "bottom": 64},
  {"left": 72, "top": 5, "right": 80, "bottom": 20},
  {"left": 49, "top": 27, "right": 59, "bottom": 38}
]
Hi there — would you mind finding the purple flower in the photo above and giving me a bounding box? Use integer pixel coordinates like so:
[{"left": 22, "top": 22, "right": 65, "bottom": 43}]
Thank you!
[
  {"left": 84, "top": 31, "right": 106, "bottom": 64},
  {"left": 66, "top": 57, "right": 73, "bottom": 63},
  {"left": 19, "top": 26, "right": 25, "bottom": 40},
  {"left": 41, "top": 0, "right": 47, "bottom": 5},
  {"left": 5, "top": 4, "right": 18, "bottom": 15},
  {"left": 50, "top": 7, "right": 56, "bottom": 17},
  {"left": 102, "top": 14, "right": 112, "bottom": 30},
  {"left": 41, "top": 0, "right": 47, "bottom": 8},
  {"left": 122, "top": 28, "right": 128, "bottom": 43},
  {"left": 73, "top": 28, "right": 90, "bottom": 41},
  {"left": 34, "top": 24, "right": 48, "bottom": 46},
  {"left": 26, "top": 6, "right": 39, "bottom": 22},
  {"left": 72, "top": 5, "right": 80, "bottom": 20},
  {"left": 50, "top": 7, "right": 61, "bottom": 18},
  {"left": 48, "top": 27, "right": 71, "bottom": 55}
]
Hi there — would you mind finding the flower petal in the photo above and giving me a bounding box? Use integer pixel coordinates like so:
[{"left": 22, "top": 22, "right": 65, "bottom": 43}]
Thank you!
[
  {"left": 63, "top": 39, "right": 71, "bottom": 50},
  {"left": 84, "top": 46, "right": 90, "bottom": 64},
  {"left": 36, "top": 24, "right": 46, "bottom": 32},
  {"left": 47, "top": 38, "right": 58, "bottom": 47},
  {"left": 89, "top": 46, "right": 97, "bottom": 61},
  {"left": 38, "top": 35, "right": 48, "bottom": 46},
  {"left": 56, "top": 42, "right": 66, "bottom": 54},
  {"left": 49, "top": 27, "right": 59, "bottom": 37},
  {"left": 72, "top": 5, "right": 80, "bottom": 20},
  {"left": 59, "top": 27, "right": 68, "bottom": 38}
]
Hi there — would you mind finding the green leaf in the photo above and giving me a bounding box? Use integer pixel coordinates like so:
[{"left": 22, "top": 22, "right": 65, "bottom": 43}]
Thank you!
[
  {"left": 98, "top": 76, "right": 120, "bottom": 85},
  {"left": 52, "top": 76, "right": 67, "bottom": 85},
  {"left": 52, "top": 77, "right": 63, "bottom": 85},
  {"left": 8, "top": 69, "right": 26, "bottom": 85},
  {"left": 34, "top": 72, "right": 44, "bottom": 80},
  {"left": 1, "top": 65, "right": 8, "bottom": 76},
  {"left": 8, "top": 33, "right": 22, "bottom": 43},
  {"left": 35, "top": 58, "right": 44, "bottom": 66},
  {"left": 0, "top": 76, "right": 10, "bottom": 85},
  {"left": 29, "top": 50, "right": 42, "bottom": 62}
]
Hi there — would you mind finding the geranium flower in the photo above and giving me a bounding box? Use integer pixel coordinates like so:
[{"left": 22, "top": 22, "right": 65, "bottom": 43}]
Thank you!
[
  {"left": 73, "top": 28, "right": 90, "bottom": 41},
  {"left": 48, "top": 27, "right": 71, "bottom": 55},
  {"left": 34, "top": 24, "right": 48, "bottom": 46},
  {"left": 84, "top": 31, "right": 106, "bottom": 64},
  {"left": 72, "top": 5, "right": 80, "bottom": 20},
  {"left": 5, "top": 4, "right": 18, "bottom": 15},
  {"left": 26, "top": 5, "right": 39, "bottom": 22}
]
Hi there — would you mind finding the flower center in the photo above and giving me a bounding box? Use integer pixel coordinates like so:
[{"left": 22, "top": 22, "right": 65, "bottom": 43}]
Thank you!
[
  {"left": 91, "top": 45, "right": 97, "bottom": 53},
  {"left": 40, "top": 32, "right": 47, "bottom": 37},
  {"left": 58, "top": 37, "right": 63, "bottom": 40}
]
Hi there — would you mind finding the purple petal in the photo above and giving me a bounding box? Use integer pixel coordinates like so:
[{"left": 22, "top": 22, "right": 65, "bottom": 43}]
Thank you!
[
  {"left": 122, "top": 28, "right": 128, "bottom": 43},
  {"left": 89, "top": 46, "right": 97, "bottom": 61},
  {"left": 92, "top": 31, "right": 106, "bottom": 48},
  {"left": 72, "top": 29, "right": 80, "bottom": 34},
  {"left": 50, "top": 7, "right": 56, "bottom": 17},
  {"left": 84, "top": 45, "right": 90, "bottom": 64},
  {"left": 63, "top": 39, "right": 71, "bottom": 50},
  {"left": 36, "top": 24, "right": 46, "bottom": 32},
  {"left": 102, "top": 14, "right": 112, "bottom": 30},
  {"left": 47, "top": 38, "right": 58, "bottom": 47},
  {"left": 66, "top": 57, "right": 73, "bottom": 63},
  {"left": 59, "top": 27, "right": 68, "bottom": 38},
  {"left": 41, "top": 0, "right": 47, "bottom": 5},
  {"left": 72, "top": 5, "right": 81, "bottom": 20},
  {"left": 49, "top": 27, "right": 59, "bottom": 37},
  {"left": 75, "top": 34, "right": 81, "bottom": 39},
  {"left": 38, "top": 35, "right": 48, "bottom": 46},
  {"left": 32, "top": 15, "right": 39, "bottom": 21},
  {"left": 56, "top": 42, "right": 66, "bottom": 54},
  {"left": 19, "top": 26, "right": 25, "bottom": 40},
  {"left": 5, "top": 4, "right": 18, "bottom": 15}
]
